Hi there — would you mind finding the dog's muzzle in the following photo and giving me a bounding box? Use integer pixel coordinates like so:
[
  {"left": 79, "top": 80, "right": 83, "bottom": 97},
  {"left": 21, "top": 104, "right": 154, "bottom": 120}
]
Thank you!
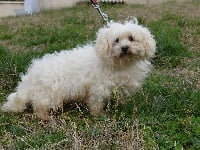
[
  {"left": 120, "top": 46, "right": 130, "bottom": 57},
  {"left": 121, "top": 46, "right": 129, "bottom": 54}
]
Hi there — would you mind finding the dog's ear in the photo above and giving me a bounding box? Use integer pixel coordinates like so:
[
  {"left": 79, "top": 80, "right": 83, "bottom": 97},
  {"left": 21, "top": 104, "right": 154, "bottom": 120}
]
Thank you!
[
  {"left": 95, "top": 27, "right": 112, "bottom": 59},
  {"left": 141, "top": 28, "right": 156, "bottom": 59}
]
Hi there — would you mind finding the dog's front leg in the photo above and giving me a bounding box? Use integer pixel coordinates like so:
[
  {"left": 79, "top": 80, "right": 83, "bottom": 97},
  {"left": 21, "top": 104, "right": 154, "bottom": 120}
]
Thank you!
[
  {"left": 33, "top": 104, "right": 50, "bottom": 121},
  {"left": 87, "top": 95, "right": 105, "bottom": 117}
]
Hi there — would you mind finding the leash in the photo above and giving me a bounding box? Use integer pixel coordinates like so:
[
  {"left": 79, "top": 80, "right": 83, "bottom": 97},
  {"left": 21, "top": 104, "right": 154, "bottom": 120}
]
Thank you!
[
  {"left": 90, "top": 0, "right": 109, "bottom": 24},
  {"left": 90, "top": 1, "right": 139, "bottom": 25}
]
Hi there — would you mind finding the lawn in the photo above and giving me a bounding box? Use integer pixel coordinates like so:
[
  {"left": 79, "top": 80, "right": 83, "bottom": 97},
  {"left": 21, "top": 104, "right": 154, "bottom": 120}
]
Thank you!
[{"left": 0, "top": 1, "right": 199, "bottom": 149}]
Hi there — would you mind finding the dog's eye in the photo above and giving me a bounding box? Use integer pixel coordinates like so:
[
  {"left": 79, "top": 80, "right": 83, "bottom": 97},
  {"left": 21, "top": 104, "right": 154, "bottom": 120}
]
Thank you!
[
  {"left": 115, "top": 38, "right": 119, "bottom": 43},
  {"left": 129, "top": 36, "right": 134, "bottom": 42}
]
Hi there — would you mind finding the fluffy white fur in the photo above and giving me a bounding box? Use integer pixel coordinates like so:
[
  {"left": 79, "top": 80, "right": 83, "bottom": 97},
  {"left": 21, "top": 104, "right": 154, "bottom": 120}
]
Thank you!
[{"left": 1, "top": 20, "right": 156, "bottom": 121}]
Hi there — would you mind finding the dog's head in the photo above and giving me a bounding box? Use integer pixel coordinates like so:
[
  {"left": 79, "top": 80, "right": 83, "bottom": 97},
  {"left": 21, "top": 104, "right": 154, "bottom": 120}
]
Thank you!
[{"left": 95, "top": 19, "right": 156, "bottom": 67}]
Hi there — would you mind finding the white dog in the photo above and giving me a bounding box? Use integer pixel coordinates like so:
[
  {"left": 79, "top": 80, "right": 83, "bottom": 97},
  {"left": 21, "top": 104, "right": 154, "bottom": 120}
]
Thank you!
[{"left": 1, "top": 19, "right": 156, "bottom": 121}]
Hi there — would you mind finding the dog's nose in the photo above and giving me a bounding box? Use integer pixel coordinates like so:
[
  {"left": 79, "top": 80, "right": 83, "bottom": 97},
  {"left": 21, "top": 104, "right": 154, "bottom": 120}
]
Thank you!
[{"left": 121, "top": 46, "right": 129, "bottom": 53}]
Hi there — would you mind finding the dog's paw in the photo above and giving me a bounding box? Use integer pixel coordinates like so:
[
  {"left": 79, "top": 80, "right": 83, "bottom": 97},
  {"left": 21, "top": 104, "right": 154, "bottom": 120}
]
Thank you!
[
  {"left": 90, "top": 109, "right": 106, "bottom": 117},
  {"left": 35, "top": 112, "right": 50, "bottom": 122}
]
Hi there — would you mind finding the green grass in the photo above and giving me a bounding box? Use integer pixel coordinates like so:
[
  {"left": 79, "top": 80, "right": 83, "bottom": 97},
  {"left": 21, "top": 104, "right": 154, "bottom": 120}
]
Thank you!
[{"left": 0, "top": 1, "right": 200, "bottom": 149}]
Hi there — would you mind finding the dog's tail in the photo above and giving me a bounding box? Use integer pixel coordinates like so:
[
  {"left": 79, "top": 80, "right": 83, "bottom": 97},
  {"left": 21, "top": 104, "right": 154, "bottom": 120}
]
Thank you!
[{"left": 1, "top": 92, "right": 28, "bottom": 112}]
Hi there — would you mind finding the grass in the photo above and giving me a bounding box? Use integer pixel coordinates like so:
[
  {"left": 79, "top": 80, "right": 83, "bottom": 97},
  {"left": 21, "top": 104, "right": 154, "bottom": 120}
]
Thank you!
[{"left": 0, "top": 1, "right": 200, "bottom": 149}]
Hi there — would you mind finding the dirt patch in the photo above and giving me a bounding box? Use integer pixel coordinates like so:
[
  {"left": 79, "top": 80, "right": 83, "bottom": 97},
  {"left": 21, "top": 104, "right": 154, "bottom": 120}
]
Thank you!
[
  {"left": 128, "top": 0, "right": 200, "bottom": 22},
  {"left": 125, "top": 0, "right": 189, "bottom": 5}
]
